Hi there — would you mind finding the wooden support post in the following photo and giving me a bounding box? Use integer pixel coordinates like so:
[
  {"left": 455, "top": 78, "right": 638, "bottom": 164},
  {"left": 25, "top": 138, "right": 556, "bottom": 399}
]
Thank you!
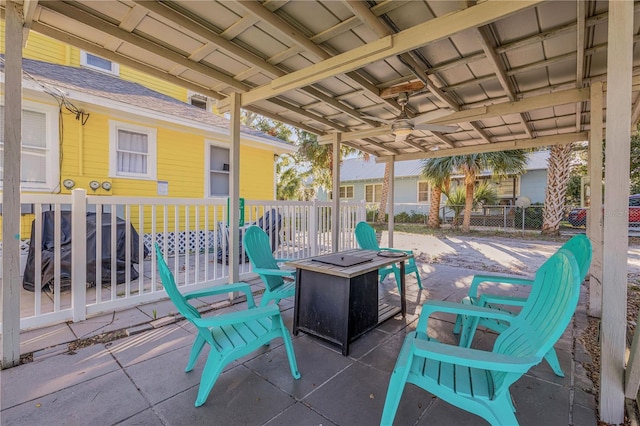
[
  {"left": 229, "top": 93, "right": 241, "bottom": 284},
  {"left": 388, "top": 158, "right": 395, "bottom": 247},
  {"left": 588, "top": 81, "right": 603, "bottom": 318},
  {"left": 600, "top": 1, "right": 633, "bottom": 422},
  {"left": 2, "top": 1, "right": 24, "bottom": 369},
  {"left": 331, "top": 134, "right": 341, "bottom": 253}
]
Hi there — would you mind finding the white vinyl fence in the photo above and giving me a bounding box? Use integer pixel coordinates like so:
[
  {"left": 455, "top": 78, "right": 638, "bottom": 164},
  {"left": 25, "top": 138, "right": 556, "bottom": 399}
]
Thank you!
[{"left": 0, "top": 191, "right": 365, "bottom": 330}]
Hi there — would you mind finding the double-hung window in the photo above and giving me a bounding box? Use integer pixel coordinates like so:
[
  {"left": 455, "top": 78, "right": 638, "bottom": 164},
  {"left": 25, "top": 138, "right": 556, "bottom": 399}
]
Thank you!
[
  {"left": 109, "top": 121, "right": 157, "bottom": 179},
  {"left": 417, "top": 181, "right": 430, "bottom": 203},
  {"left": 0, "top": 102, "right": 59, "bottom": 192},
  {"left": 365, "top": 183, "right": 383, "bottom": 203},
  {"left": 339, "top": 185, "right": 354, "bottom": 199}
]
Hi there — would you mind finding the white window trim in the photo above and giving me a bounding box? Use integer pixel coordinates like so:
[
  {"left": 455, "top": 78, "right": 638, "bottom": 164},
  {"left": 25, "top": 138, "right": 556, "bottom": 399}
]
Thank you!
[
  {"left": 0, "top": 100, "right": 60, "bottom": 192},
  {"left": 204, "top": 140, "right": 230, "bottom": 198},
  {"left": 80, "top": 51, "right": 120, "bottom": 75},
  {"left": 364, "top": 183, "right": 383, "bottom": 203},
  {"left": 417, "top": 180, "right": 431, "bottom": 204},
  {"left": 109, "top": 120, "right": 157, "bottom": 180},
  {"left": 340, "top": 185, "right": 354, "bottom": 199}
]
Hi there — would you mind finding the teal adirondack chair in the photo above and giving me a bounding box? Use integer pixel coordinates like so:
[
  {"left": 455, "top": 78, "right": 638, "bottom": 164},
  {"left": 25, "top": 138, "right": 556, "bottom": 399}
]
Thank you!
[
  {"left": 243, "top": 225, "right": 296, "bottom": 307},
  {"left": 354, "top": 221, "right": 422, "bottom": 291},
  {"left": 154, "top": 244, "right": 300, "bottom": 407},
  {"left": 453, "top": 234, "right": 592, "bottom": 377},
  {"left": 380, "top": 249, "right": 582, "bottom": 426}
]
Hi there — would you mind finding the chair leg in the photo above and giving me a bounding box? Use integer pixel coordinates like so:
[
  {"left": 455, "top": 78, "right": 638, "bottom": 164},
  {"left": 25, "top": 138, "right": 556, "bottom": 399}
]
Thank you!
[
  {"left": 484, "top": 394, "right": 520, "bottom": 426},
  {"left": 414, "top": 270, "right": 423, "bottom": 289},
  {"left": 277, "top": 315, "right": 301, "bottom": 379},
  {"left": 453, "top": 314, "right": 463, "bottom": 334},
  {"left": 195, "top": 353, "right": 227, "bottom": 407},
  {"left": 186, "top": 334, "right": 207, "bottom": 372},
  {"left": 543, "top": 347, "right": 565, "bottom": 377},
  {"left": 381, "top": 370, "right": 412, "bottom": 425}
]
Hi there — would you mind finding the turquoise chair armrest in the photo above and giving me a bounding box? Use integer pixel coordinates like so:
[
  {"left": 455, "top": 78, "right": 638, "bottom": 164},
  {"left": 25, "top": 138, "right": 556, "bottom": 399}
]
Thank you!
[
  {"left": 184, "top": 282, "right": 257, "bottom": 308},
  {"left": 478, "top": 294, "right": 528, "bottom": 308},
  {"left": 411, "top": 338, "right": 537, "bottom": 373},
  {"left": 468, "top": 274, "right": 534, "bottom": 298},
  {"left": 193, "top": 304, "right": 281, "bottom": 328},
  {"left": 418, "top": 300, "right": 514, "bottom": 332},
  {"left": 253, "top": 267, "right": 296, "bottom": 278},
  {"left": 379, "top": 247, "right": 413, "bottom": 255}
]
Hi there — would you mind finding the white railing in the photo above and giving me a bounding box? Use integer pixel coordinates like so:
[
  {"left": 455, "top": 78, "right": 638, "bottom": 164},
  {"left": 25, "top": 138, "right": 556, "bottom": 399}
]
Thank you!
[{"left": 1, "top": 192, "right": 366, "bottom": 330}]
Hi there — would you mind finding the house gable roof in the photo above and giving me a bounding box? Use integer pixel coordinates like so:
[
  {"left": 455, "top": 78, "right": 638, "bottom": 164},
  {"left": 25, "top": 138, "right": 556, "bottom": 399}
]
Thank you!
[
  {"left": 339, "top": 150, "right": 550, "bottom": 182},
  {"left": 4, "top": 57, "right": 293, "bottom": 149}
]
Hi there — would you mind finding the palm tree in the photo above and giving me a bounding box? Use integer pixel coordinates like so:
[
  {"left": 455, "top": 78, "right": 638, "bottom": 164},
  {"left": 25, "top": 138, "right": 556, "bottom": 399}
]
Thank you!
[
  {"left": 376, "top": 162, "right": 392, "bottom": 223},
  {"left": 421, "top": 157, "right": 455, "bottom": 228},
  {"left": 422, "top": 150, "right": 529, "bottom": 232},
  {"left": 541, "top": 144, "right": 573, "bottom": 235}
]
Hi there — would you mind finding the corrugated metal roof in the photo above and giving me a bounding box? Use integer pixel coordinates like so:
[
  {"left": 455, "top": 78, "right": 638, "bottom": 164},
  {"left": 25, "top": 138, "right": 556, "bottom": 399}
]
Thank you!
[
  {"left": 21, "top": 1, "right": 625, "bottom": 161},
  {"left": 339, "top": 150, "right": 550, "bottom": 182}
]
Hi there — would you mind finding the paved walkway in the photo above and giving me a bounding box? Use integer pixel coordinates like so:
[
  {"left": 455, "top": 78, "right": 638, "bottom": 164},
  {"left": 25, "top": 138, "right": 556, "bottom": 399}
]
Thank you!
[{"left": 0, "top": 234, "right": 598, "bottom": 425}]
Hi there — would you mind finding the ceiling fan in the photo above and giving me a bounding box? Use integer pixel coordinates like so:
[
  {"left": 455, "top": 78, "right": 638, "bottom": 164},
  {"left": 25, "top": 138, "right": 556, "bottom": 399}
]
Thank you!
[{"left": 364, "top": 92, "right": 459, "bottom": 143}]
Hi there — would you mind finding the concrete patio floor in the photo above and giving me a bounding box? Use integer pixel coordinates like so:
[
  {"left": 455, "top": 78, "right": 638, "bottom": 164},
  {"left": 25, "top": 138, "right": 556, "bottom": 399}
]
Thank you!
[{"left": 0, "top": 251, "right": 597, "bottom": 426}]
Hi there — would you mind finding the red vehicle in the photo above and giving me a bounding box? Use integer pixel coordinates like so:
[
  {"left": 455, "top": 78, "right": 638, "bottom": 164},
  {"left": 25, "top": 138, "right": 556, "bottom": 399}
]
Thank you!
[{"left": 567, "top": 194, "right": 640, "bottom": 227}]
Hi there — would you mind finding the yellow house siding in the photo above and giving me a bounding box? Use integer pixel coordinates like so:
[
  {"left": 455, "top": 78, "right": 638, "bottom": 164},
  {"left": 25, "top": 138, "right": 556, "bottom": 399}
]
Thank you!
[
  {"left": 22, "top": 32, "right": 69, "bottom": 65},
  {"left": 239, "top": 147, "right": 275, "bottom": 200}
]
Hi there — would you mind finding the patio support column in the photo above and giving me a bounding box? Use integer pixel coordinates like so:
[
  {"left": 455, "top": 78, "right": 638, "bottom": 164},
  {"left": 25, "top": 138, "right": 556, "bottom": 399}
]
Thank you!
[
  {"left": 588, "top": 81, "right": 603, "bottom": 318},
  {"left": 331, "top": 134, "right": 341, "bottom": 253},
  {"left": 388, "top": 157, "right": 395, "bottom": 247},
  {"left": 600, "top": 1, "right": 633, "bottom": 422},
  {"left": 2, "top": 1, "right": 24, "bottom": 369},
  {"left": 228, "top": 93, "right": 241, "bottom": 284}
]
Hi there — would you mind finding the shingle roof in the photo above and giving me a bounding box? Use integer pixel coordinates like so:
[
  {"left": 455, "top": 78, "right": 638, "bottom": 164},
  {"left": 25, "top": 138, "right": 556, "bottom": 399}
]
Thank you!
[
  {"left": 339, "top": 150, "right": 550, "bottom": 182},
  {"left": 3, "top": 57, "right": 292, "bottom": 147}
]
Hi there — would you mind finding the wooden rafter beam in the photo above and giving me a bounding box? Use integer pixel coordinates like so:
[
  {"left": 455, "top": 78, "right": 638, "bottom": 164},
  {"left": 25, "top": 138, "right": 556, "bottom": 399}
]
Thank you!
[
  {"left": 430, "top": 87, "right": 591, "bottom": 125},
  {"left": 217, "top": 0, "right": 543, "bottom": 111},
  {"left": 22, "top": 0, "right": 39, "bottom": 45},
  {"left": 474, "top": 26, "right": 533, "bottom": 139},
  {"left": 377, "top": 132, "right": 589, "bottom": 162},
  {"left": 575, "top": 0, "right": 586, "bottom": 132}
]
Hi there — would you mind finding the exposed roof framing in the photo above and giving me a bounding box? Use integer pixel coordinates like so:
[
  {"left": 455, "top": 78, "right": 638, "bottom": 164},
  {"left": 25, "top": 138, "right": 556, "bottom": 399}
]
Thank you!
[{"left": 13, "top": 0, "right": 640, "bottom": 160}]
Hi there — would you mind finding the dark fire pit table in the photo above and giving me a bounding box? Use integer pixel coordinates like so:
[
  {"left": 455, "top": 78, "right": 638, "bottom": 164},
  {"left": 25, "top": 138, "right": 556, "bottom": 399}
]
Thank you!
[{"left": 287, "top": 249, "right": 410, "bottom": 356}]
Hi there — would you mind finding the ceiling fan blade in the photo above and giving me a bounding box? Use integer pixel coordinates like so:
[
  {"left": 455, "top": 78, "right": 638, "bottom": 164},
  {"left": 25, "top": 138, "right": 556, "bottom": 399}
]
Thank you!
[
  {"left": 414, "top": 124, "right": 460, "bottom": 133},
  {"left": 361, "top": 115, "right": 394, "bottom": 124},
  {"left": 409, "top": 109, "right": 455, "bottom": 125}
]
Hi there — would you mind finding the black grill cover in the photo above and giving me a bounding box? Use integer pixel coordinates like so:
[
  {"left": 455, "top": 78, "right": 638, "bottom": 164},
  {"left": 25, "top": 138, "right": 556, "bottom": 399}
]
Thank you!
[{"left": 22, "top": 211, "right": 148, "bottom": 292}]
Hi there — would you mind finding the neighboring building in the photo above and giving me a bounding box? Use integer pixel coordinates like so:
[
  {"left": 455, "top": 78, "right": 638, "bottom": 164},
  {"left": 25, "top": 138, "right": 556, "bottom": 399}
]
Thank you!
[
  {"left": 317, "top": 150, "right": 550, "bottom": 213},
  {"left": 0, "top": 31, "right": 294, "bottom": 201}
]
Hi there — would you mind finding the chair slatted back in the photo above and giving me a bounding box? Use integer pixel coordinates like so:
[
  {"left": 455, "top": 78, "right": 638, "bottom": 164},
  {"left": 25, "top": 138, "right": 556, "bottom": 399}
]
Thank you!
[
  {"left": 491, "top": 248, "right": 584, "bottom": 392},
  {"left": 155, "top": 244, "right": 201, "bottom": 320},
  {"left": 355, "top": 222, "right": 381, "bottom": 251},
  {"left": 560, "top": 234, "right": 592, "bottom": 282},
  {"left": 243, "top": 225, "right": 284, "bottom": 291}
]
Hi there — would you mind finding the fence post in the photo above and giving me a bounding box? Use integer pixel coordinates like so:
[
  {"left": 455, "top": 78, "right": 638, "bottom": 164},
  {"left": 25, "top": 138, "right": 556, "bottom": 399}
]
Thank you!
[
  {"left": 310, "top": 200, "right": 318, "bottom": 256},
  {"left": 503, "top": 206, "right": 507, "bottom": 229},
  {"left": 71, "top": 189, "right": 87, "bottom": 322}
]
